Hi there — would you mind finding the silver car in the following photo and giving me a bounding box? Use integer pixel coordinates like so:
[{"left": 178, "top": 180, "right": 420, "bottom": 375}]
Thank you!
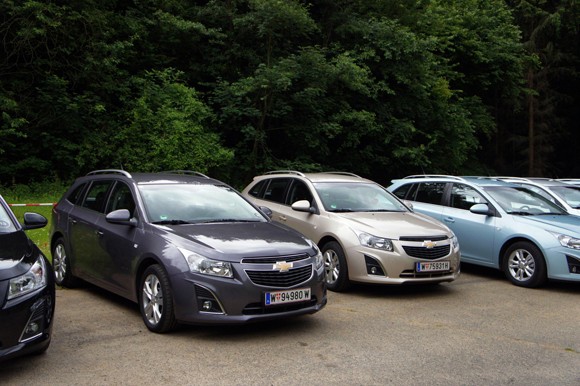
[{"left": 242, "top": 171, "right": 460, "bottom": 291}]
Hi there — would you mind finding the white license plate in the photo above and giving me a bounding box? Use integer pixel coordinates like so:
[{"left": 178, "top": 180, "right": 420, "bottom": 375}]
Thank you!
[
  {"left": 416, "top": 261, "right": 450, "bottom": 272},
  {"left": 265, "top": 288, "right": 311, "bottom": 306}
]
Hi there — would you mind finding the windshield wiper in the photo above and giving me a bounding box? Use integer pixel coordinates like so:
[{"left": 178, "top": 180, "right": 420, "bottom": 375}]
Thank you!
[
  {"left": 507, "top": 211, "right": 533, "bottom": 216},
  {"left": 329, "top": 209, "right": 356, "bottom": 213},
  {"left": 152, "top": 219, "right": 191, "bottom": 225},
  {"left": 197, "top": 219, "right": 262, "bottom": 223}
]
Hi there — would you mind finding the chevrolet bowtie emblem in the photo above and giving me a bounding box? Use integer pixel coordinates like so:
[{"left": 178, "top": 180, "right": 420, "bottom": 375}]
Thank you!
[
  {"left": 273, "top": 261, "right": 293, "bottom": 272},
  {"left": 423, "top": 240, "right": 437, "bottom": 249}
]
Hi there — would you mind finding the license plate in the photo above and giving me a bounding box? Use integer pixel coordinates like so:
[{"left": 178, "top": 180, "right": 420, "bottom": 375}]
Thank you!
[
  {"left": 265, "top": 288, "right": 311, "bottom": 306},
  {"left": 416, "top": 261, "right": 450, "bottom": 272}
]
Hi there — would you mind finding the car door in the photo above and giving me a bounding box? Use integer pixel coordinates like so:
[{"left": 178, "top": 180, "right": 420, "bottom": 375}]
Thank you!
[
  {"left": 400, "top": 181, "right": 447, "bottom": 222},
  {"left": 69, "top": 179, "right": 113, "bottom": 279},
  {"left": 96, "top": 181, "right": 140, "bottom": 297},
  {"left": 278, "top": 179, "right": 320, "bottom": 240},
  {"left": 440, "top": 183, "right": 497, "bottom": 266}
]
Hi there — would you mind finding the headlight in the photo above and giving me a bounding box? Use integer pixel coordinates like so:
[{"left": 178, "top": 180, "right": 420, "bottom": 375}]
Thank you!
[
  {"left": 357, "top": 231, "right": 394, "bottom": 252},
  {"left": 551, "top": 232, "right": 580, "bottom": 249},
  {"left": 306, "top": 239, "right": 323, "bottom": 269},
  {"left": 178, "top": 248, "right": 233, "bottom": 278},
  {"left": 451, "top": 233, "right": 459, "bottom": 250},
  {"left": 8, "top": 256, "right": 48, "bottom": 300}
]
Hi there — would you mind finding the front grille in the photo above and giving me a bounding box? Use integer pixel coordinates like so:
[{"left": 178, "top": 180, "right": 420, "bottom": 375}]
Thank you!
[
  {"left": 242, "top": 298, "right": 318, "bottom": 315},
  {"left": 399, "top": 269, "right": 455, "bottom": 278},
  {"left": 245, "top": 265, "right": 313, "bottom": 288},
  {"left": 241, "top": 253, "right": 309, "bottom": 264},
  {"left": 399, "top": 235, "right": 448, "bottom": 242},
  {"left": 402, "top": 245, "right": 450, "bottom": 260}
]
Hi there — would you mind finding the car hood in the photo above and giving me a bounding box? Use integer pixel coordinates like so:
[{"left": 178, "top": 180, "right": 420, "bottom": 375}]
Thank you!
[
  {"left": 0, "top": 231, "right": 35, "bottom": 280},
  {"left": 334, "top": 211, "right": 451, "bottom": 238},
  {"left": 156, "top": 221, "right": 314, "bottom": 260},
  {"left": 514, "top": 214, "right": 580, "bottom": 234}
]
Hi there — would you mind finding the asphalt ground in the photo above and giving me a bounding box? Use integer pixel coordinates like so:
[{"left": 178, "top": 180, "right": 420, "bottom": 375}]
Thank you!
[{"left": 1, "top": 264, "right": 579, "bottom": 385}]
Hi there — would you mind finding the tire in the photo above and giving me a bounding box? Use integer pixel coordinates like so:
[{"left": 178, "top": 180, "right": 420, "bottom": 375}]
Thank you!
[
  {"left": 322, "top": 241, "right": 350, "bottom": 292},
  {"left": 502, "top": 241, "right": 547, "bottom": 288},
  {"left": 52, "top": 238, "right": 80, "bottom": 288},
  {"left": 139, "top": 265, "right": 177, "bottom": 333}
]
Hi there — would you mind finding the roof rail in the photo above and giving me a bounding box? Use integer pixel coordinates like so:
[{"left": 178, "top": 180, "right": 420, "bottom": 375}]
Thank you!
[
  {"left": 87, "top": 169, "right": 132, "bottom": 178},
  {"left": 162, "top": 170, "right": 210, "bottom": 179},
  {"left": 264, "top": 170, "right": 306, "bottom": 177},
  {"left": 402, "top": 174, "right": 464, "bottom": 181},
  {"left": 325, "top": 171, "right": 362, "bottom": 178}
]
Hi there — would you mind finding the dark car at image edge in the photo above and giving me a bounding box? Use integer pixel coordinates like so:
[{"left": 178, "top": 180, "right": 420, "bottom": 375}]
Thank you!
[
  {"left": 0, "top": 195, "right": 55, "bottom": 362},
  {"left": 50, "top": 170, "right": 326, "bottom": 333}
]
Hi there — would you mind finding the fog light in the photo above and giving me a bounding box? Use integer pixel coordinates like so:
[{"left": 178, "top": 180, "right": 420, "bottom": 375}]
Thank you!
[
  {"left": 202, "top": 300, "right": 212, "bottom": 311},
  {"left": 26, "top": 322, "right": 40, "bottom": 335},
  {"left": 371, "top": 267, "right": 377, "bottom": 274}
]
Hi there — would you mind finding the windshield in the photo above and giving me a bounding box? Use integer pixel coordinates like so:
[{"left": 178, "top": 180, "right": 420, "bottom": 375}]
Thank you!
[
  {"left": 314, "top": 182, "right": 408, "bottom": 213},
  {"left": 483, "top": 186, "right": 567, "bottom": 215},
  {"left": 139, "top": 184, "right": 268, "bottom": 224},
  {"left": 549, "top": 186, "right": 580, "bottom": 209},
  {"left": 0, "top": 201, "right": 17, "bottom": 233}
]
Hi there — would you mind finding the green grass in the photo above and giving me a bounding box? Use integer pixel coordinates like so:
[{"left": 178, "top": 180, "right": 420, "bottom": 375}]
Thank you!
[{"left": 2, "top": 181, "right": 69, "bottom": 260}]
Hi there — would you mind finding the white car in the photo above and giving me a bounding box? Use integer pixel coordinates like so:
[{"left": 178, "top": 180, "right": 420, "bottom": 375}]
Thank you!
[{"left": 491, "top": 177, "right": 580, "bottom": 216}]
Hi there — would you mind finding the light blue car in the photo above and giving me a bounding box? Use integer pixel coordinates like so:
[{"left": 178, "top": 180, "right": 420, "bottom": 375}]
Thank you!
[{"left": 388, "top": 175, "right": 580, "bottom": 287}]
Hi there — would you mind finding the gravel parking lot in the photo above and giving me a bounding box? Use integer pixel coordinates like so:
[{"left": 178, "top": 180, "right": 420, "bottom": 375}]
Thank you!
[{"left": 2, "top": 264, "right": 579, "bottom": 385}]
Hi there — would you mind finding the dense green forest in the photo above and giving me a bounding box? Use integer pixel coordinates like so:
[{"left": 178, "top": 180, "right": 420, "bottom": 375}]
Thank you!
[{"left": 1, "top": 0, "right": 578, "bottom": 189}]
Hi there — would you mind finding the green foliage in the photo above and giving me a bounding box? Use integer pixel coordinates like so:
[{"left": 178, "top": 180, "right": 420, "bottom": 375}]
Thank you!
[
  {"left": 114, "top": 69, "right": 233, "bottom": 172},
  {"left": 0, "top": 0, "right": 577, "bottom": 187}
]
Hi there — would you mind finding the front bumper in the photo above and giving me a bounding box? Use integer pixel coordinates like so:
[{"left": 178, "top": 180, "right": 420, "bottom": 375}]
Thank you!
[
  {"left": 170, "top": 262, "right": 327, "bottom": 325},
  {"left": 345, "top": 240, "right": 461, "bottom": 285},
  {"left": 0, "top": 284, "right": 55, "bottom": 362}
]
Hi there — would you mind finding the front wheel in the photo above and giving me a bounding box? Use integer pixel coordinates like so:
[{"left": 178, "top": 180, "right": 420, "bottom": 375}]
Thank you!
[
  {"left": 139, "top": 265, "right": 178, "bottom": 333},
  {"left": 502, "top": 241, "right": 547, "bottom": 288},
  {"left": 322, "top": 241, "right": 350, "bottom": 292}
]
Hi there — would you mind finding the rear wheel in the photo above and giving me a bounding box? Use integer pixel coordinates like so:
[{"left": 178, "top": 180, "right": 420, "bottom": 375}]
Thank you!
[
  {"left": 52, "top": 238, "right": 80, "bottom": 288},
  {"left": 139, "top": 265, "right": 177, "bottom": 333},
  {"left": 502, "top": 241, "right": 547, "bottom": 288},
  {"left": 322, "top": 241, "right": 350, "bottom": 292}
]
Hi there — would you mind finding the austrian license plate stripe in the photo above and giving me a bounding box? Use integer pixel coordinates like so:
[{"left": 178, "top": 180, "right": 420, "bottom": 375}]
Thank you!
[
  {"left": 265, "top": 288, "right": 311, "bottom": 306},
  {"left": 416, "top": 261, "right": 450, "bottom": 272}
]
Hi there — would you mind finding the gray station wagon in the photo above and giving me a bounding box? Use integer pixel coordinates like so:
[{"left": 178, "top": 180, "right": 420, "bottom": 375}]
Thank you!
[{"left": 50, "top": 170, "right": 326, "bottom": 332}]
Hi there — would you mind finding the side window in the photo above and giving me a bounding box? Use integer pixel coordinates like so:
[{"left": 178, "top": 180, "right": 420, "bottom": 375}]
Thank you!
[
  {"left": 67, "top": 183, "right": 87, "bottom": 205},
  {"left": 106, "top": 182, "right": 136, "bottom": 216},
  {"left": 263, "top": 178, "right": 291, "bottom": 204},
  {"left": 413, "top": 182, "right": 446, "bottom": 205},
  {"left": 287, "top": 180, "right": 313, "bottom": 205},
  {"left": 81, "top": 180, "right": 113, "bottom": 213},
  {"left": 248, "top": 180, "right": 267, "bottom": 198},
  {"left": 450, "top": 183, "right": 487, "bottom": 210},
  {"left": 392, "top": 183, "right": 416, "bottom": 200}
]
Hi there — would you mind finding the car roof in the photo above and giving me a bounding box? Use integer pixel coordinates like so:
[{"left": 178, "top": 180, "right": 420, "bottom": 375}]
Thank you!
[
  {"left": 390, "top": 175, "right": 519, "bottom": 188},
  {"left": 80, "top": 169, "right": 223, "bottom": 185},
  {"left": 489, "top": 176, "right": 574, "bottom": 188},
  {"left": 256, "top": 170, "right": 374, "bottom": 184}
]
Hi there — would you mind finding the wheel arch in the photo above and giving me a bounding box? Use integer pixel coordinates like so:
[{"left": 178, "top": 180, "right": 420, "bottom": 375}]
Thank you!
[{"left": 498, "top": 237, "right": 546, "bottom": 269}]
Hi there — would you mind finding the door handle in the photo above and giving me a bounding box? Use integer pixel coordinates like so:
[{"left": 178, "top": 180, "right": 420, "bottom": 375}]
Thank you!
[
  {"left": 69, "top": 218, "right": 77, "bottom": 224},
  {"left": 444, "top": 217, "right": 455, "bottom": 223},
  {"left": 96, "top": 230, "right": 104, "bottom": 237},
  {"left": 279, "top": 215, "right": 287, "bottom": 221}
]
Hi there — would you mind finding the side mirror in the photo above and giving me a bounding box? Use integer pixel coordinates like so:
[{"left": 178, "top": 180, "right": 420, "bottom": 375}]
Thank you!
[
  {"left": 258, "top": 206, "right": 273, "bottom": 219},
  {"left": 470, "top": 203, "right": 492, "bottom": 216},
  {"left": 106, "top": 209, "right": 138, "bottom": 226},
  {"left": 291, "top": 200, "right": 315, "bottom": 214},
  {"left": 22, "top": 212, "right": 48, "bottom": 230}
]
